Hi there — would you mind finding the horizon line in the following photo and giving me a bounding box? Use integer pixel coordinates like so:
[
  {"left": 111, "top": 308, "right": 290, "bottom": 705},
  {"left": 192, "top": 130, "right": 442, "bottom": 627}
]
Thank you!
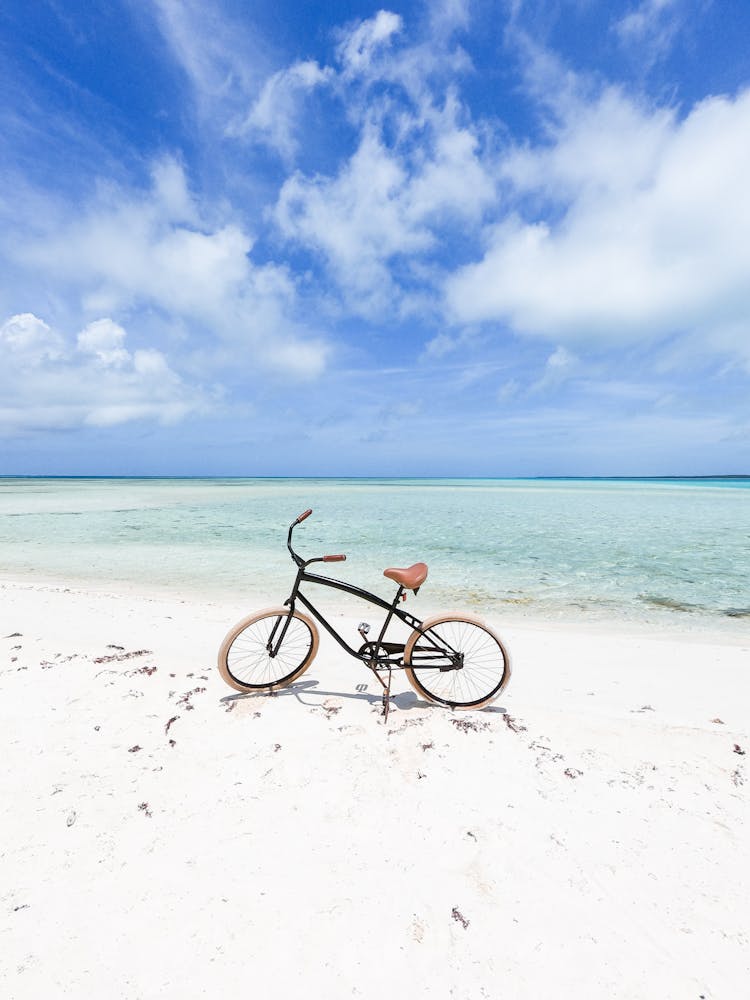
[{"left": 1, "top": 474, "right": 749, "bottom": 482}]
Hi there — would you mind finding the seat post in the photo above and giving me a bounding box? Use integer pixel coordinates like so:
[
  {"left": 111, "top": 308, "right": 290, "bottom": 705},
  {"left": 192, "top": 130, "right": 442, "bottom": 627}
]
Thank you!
[{"left": 374, "top": 585, "right": 403, "bottom": 650}]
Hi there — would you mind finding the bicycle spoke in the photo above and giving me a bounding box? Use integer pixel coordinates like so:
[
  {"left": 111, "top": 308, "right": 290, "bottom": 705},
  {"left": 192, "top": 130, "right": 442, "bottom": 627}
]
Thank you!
[
  {"left": 222, "top": 612, "right": 315, "bottom": 689},
  {"left": 407, "top": 617, "right": 508, "bottom": 708}
]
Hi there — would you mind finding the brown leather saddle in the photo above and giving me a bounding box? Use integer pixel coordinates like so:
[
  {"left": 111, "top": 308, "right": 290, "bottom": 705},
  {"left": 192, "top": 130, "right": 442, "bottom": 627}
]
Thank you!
[{"left": 383, "top": 562, "right": 428, "bottom": 592}]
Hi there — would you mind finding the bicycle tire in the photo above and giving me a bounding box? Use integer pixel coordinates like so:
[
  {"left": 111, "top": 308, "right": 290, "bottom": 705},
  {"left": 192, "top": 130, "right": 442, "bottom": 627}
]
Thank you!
[
  {"left": 218, "top": 607, "right": 319, "bottom": 693},
  {"left": 404, "top": 614, "right": 510, "bottom": 710}
]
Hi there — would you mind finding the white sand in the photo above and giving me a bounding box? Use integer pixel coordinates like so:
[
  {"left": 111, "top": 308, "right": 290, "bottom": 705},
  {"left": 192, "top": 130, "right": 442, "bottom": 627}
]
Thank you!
[{"left": 1, "top": 579, "right": 749, "bottom": 999}]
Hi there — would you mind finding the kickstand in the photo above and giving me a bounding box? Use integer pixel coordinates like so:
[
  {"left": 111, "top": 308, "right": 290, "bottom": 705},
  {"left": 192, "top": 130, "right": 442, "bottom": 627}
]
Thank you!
[
  {"left": 366, "top": 661, "right": 393, "bottom": 723},
  {"left": 381, "top": 666, "right": 393, "bottom": 722},
  {"left": 382, "top": 688, "right": 390, "bottom": 721}
]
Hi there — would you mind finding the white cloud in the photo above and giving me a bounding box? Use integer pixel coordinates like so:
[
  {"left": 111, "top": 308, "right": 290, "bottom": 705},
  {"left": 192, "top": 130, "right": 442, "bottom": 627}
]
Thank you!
[
  {"left": 261, "top": 339, "right": 329, "bottom": 380},
  {"left": 617, "top": 0, "right": 678, "bottom": 36},
  {"left": 614, "top": 0, "right": 684, "bottom": 65},
  {"left": 0, "top": 313, "right": 64, "bottom": 365},
  {"left": 531, "top": 346, "right": 581, "bottom": 392},
  {"left": 500, "top": 86, "right": 673, "bottom": 202},
  {"left": 423, "top": 332, "right": 457, "bottom": 359},
  {"left": 0, "top": 313, "right": 202, "bottom": 433},
  {"left": 276, "top": 125, "right": 430, "bottom": 314},
  {"left": 405, "top": 91, "right": 496, "bottom": 222},
  {"left": 336, "top": 10, "right": 403, "bottom": 77},
  {"left": 27, "top": 209, "right": 251, "bottom": 321},
  {"left": 132, "top": 348, "right": 171, "bottom": 377},
  {"left": 77, "top": 318, "right": 130, "bottom": 367},
  {"left": 150, "top": 158, "right": 199, "bottom": 224},
  {"left": 275, "top": 92, "right": 495, "bottom": 315},
  {"left": 10, "top": 158, "right": 329, "bottom": 379},
  {"left": 497, "top": 379, "right": 519, "bottom": 402},
  {"left": 428, "top": 0, "right": 471, "bottom": 39},
  {"left": 332, "top": 6, "right": 472, "bottom": 109},
  {"left": 446, "top": 86, "right": 750, "bottom": 369},
  {"left": 258, "top": 6, "right": 494, "bottom": 316},
  {"left": 230, "top": 60, "right": 332, "bottom": 160},
  {"left": 151, "top": 0, "right": 268, "bottom": 121}
]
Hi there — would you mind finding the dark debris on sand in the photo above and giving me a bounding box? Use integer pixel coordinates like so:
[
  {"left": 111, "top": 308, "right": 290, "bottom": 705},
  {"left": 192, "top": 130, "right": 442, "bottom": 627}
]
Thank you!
[
  {"left": 451, "top": 718, "right": 490, "bottom": 734},
  {"left": 93, "top": 649, "right": 152, "bottom": 664}
]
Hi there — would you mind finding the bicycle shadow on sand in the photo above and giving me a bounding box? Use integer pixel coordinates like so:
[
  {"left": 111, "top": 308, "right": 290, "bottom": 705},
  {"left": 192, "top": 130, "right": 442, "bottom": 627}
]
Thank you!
[{"left": 219, "top": 677, "right": 509, "bottom": 717}]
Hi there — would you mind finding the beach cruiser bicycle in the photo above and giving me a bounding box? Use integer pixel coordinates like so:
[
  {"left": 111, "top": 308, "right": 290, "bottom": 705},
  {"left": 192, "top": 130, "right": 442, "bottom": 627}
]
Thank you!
[{"left": 218, "top": 510, "right": 511, "bottom": 719}]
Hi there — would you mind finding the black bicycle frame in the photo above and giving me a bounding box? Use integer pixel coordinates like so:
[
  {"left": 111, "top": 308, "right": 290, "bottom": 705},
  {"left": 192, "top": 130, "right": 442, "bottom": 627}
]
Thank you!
[
  {"left": 280, "top": 566, "right": 423, "bottom": 663},
  {"left": 266, "top": 512, "right": 463, "bottom": 671}
]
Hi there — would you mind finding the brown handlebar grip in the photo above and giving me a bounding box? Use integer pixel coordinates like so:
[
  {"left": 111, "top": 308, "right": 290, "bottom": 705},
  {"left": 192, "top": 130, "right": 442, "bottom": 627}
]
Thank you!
[
  {"left": 296, "top": 509, "right": 313, "bottom": 523},
  {"left": 323, "top": 554, "right": 347, "bottom": 562}
]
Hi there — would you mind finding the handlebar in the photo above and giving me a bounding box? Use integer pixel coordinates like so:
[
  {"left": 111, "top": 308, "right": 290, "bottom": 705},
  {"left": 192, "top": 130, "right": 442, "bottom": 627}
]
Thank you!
[{"left": 287, "top": 509, "right": 347, "bottom": 568}]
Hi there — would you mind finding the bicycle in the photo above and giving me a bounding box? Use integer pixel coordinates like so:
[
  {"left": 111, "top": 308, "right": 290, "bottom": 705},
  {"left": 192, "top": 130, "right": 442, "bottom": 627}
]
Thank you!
[{"left": 217, "top": 509, "right": 511, "bottom": 719}]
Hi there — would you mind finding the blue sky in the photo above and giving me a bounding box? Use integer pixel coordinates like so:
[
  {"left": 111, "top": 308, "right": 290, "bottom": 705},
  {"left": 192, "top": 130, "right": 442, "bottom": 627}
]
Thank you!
[{"left": 1, "top": 0, "right": 749, "bottom": 476}]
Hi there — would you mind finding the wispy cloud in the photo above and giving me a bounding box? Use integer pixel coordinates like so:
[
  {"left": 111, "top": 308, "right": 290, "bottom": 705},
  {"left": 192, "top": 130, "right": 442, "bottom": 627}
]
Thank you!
[
  {"left": 613, "top": 0, "right": 687, "bottom": 67},
  {"left": 336, "top": 9, "right": 404, "bottom": 78},
  {"left": 228, "top": 60, "right": 333, "bottom": 161},
  {"left": 150, "top": 0, "right": 269, "bottom": 121}
]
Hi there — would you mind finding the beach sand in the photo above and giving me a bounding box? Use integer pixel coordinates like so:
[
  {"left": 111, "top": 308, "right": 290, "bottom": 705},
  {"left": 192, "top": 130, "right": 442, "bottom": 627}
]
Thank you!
[{"left": 2, "top": 579, "right": 749, "bottom": 999}]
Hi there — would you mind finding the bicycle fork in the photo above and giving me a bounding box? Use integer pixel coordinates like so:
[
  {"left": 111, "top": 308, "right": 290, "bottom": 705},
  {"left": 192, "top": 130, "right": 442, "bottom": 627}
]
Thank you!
[{"left": 266, "top": 609, "right": 294, "bottom": 657}]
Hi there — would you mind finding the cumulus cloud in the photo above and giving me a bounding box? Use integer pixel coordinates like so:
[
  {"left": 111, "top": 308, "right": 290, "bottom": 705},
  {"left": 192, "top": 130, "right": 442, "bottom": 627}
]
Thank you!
[
  {"left": 276, "top": 125, "right": 431, "bottom": 314},
  {"left": 0, "top": 313, "right": 64, "bottom": 365},
  {"left": 22, "top": 179, "right": 251, "bottom": 320},
  {"left": 9, "top": 157, "right": 329, "bottom": 380},
  {"left": 275, "top": 85, "right": 495, "bottom": 315},
  {"left": 152, "top": 6, "right": 490, "bottom": 323},
  {"left": 0, "top": 313, "right": 202, "bottom": 433},
  {"left": 77, "top": 318, "right": 130, "bottom": 367},
  {"left": 143, "top": 1, "right": 750, "bottom": 388},
  {"left": 446, "top": 85, "right": 750, "bottom": 369}
]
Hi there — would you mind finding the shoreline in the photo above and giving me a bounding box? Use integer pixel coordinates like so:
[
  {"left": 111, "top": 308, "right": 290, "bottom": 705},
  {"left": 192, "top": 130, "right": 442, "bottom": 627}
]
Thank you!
[{"left": 2, "top": 572, "right": 748, "bottom": 647}]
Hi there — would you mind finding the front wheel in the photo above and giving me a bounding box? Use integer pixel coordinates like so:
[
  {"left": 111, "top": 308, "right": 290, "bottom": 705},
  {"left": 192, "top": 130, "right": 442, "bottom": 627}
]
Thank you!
[
  {"left": 218, "top": 607, "right": 319, "bottom": 693},
  {"left": 404, "top": 614, "right": 511, "bottom": 710}
]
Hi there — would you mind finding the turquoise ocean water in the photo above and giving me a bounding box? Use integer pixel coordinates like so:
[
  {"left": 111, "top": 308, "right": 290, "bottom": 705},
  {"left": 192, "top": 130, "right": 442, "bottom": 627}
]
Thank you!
[{"left": 1, "top": 477, "right": 748, "bottom": 631}]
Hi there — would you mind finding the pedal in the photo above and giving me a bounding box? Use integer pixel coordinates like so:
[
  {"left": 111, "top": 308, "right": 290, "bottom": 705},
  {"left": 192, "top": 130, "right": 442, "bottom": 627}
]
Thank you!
[{"left": 358, "top": 622, "right": 370, "bottom": 641}]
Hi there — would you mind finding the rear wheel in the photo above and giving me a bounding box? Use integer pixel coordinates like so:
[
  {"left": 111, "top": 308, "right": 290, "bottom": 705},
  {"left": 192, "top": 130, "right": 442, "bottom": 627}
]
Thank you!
[
  {"left": 404, "top": 614, "right": 510, "bottom": 709},
  {"left": 218, "top": 607, "right": 319, "bottom": 693}
]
